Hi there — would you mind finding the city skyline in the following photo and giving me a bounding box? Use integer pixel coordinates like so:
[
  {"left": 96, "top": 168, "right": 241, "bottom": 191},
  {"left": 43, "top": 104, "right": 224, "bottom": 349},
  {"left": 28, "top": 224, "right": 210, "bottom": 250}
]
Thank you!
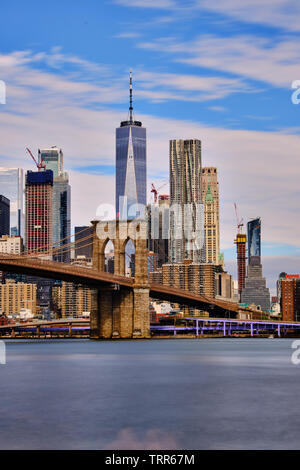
[{"left": 0, "top": 1, "right": 300, "bottom": 293}]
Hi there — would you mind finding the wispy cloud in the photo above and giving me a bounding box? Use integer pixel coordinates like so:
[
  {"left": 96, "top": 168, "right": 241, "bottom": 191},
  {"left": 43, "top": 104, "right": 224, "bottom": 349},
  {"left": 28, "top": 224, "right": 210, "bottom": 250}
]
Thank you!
[
  {"left": 114, "top": 32, "right": 142, "bottom": 39},
  {"left": 114, "top": 0, "right": 176, "bottom": 8},
  {"left": 135, "top": 70, "right": 255, "bottom": 102},
  {"left": 139, "top": 34, "right": 300, "bottom": 88},
  {"left": 115, "top": 0, "right": 300, "bottom": 32},
  {"left": 209, "top": 106, "right": 227, "bottom": 112},
  {"left": 198, "top": 0, "right": 300, "bottom": 32}
]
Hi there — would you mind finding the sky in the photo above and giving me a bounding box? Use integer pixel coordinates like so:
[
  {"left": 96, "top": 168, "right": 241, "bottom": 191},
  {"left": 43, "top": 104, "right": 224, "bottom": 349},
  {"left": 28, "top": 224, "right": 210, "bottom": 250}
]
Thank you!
[{"left": 1, "top": 0, "right": 300, "bottom": 292}]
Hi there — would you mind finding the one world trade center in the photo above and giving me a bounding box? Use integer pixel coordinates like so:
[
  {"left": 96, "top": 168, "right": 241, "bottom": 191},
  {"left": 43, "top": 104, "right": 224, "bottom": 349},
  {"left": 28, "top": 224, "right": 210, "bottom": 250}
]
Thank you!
[{"left": 116, "top": 71, "right": 146, "bottom": 220}]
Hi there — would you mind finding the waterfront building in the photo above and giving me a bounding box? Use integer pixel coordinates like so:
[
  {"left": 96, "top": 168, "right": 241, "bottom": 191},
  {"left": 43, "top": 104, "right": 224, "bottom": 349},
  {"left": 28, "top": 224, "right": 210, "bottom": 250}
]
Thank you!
[
  {"left": 25, "top": 170, "right": 53, "bottom": 257},
  {"left": 116, "top": 71, "right": 146, "bottom": 220},
  {"left": 277, "top": 273, "right": 300, "bottom": 322},
  {"left": 39, "top": 147, "right": 71, "bottom": 262},
  {"left": 169, "top": 139, "right": 204, "bottom": 264},
  {"left": 0, "top": 235, "right": 23, "bottom": 254},
  {"left": 241, "top": 218, "right": 270, "bottom": 311},
  {"left": 161, "top": 260, "right": 216, "bottom": 316},
  {"left": 0, "top": 168, "right": 24, "bottom": 236},
  {"left": 52, "top": 281, "right": 91, "bottom": 318},
  {"left": 0, "top": 195, "right": 10, "bottom": 236},
  {"left": 0, "top": 279, "right": 36, "bottom": 316},
  {"left": 149, "top": 268, "right": 163, "bottom": 284},
  {"left": 201, "top": 167, "right": 220, "bottom": 265},
  {"left": 162, "top": 261, "right": 216, "bottom": 297},
  {"left": 215, "top": 271, "right": 238, "bottom": 302}
]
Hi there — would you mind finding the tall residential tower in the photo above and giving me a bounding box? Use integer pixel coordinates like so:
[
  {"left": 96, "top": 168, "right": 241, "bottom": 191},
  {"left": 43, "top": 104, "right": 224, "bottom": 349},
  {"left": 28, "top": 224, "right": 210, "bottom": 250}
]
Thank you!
[
  {"left": 169, "top": 139, "right": 204, "bottom": 263},
  {"left": 25, "top": 170, "right": 53, "bottom": 257},
  {"left": 116, "top": 71, "right": 146, "bottom": 220},
  {"left": 241, "top": 218, "right": 270, "bottom": 310},
  {"left": 201, "top": 167, "right": 220, "bottom": 265}
]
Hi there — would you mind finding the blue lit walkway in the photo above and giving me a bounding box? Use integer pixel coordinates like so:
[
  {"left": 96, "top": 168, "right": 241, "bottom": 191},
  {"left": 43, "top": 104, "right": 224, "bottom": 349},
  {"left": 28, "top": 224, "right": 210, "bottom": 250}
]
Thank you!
[{"left": 151, "top": 317, "right": 300, "bottom": 337}]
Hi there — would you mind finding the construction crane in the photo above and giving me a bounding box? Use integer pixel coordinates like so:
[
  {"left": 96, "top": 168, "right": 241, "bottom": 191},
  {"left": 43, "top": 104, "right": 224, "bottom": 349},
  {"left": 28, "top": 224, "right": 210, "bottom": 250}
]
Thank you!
[
  {"left": 151, "top": 181, "right": 168, "bottom": 204},
  {"left": 26, "top": 147, "right": 46, "bottom": 171},
  {"left": 234, "top": 202, "right": 243, "bottom": 234}
]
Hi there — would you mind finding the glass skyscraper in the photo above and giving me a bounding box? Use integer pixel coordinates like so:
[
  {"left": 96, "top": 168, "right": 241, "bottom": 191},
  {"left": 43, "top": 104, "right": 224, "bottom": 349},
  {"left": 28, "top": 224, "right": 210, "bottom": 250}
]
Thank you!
[
  {"left": 247, "top": 217, "right": 261, "bottom": 262},
  {"left": 52, "top": 175, "right": 71, "bottom": 262},
  {"left": 241, "top": 217, "right": 270, "bottom": 310},
  {"left": 38, "top": 147, "right": 70, "bottom": 262},
  {"left": 0, "top": 195, "right": 10, "bottom": 236},
  {"left": 0, "top": 168, "right": 24, "bottom": 237},
  {"left": 116, "top": 72, "right": 146, "bottom": 219},
  {"left": 38, "top": 147, "right": 63, "bottom": 177}
]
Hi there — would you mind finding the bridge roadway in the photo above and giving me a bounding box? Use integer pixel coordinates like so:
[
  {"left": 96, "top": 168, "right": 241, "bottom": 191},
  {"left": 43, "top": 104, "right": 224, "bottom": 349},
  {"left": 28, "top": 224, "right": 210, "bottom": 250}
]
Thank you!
[{"left": 0, "top": 254, "right": 241, "bottom": 316}]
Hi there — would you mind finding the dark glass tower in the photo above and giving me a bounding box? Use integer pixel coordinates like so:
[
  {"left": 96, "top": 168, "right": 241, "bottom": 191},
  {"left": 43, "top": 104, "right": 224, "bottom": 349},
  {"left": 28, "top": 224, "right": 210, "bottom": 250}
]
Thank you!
[
  {"left": 241, "top": 217, "right": 270, "bottom": 311},
  {"left": 0, "top": 195, "right": 10, "bottom": 236},
  {"left": 116, "top": 71, "right": 146, "bottom": 220}
]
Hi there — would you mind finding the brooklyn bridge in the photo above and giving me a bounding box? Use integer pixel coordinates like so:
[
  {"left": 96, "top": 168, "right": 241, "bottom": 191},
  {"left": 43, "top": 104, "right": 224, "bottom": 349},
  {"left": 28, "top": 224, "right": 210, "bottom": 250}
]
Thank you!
[{"left": 0, "top": 219, "right": 248, "bottom": 339}]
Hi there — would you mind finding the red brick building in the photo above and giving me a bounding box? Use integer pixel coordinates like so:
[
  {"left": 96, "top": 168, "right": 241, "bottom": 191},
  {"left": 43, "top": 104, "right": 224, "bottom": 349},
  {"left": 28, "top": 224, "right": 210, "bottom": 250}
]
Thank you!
[
  {"left": 25, "top": 170, "right": 53, "bottom": 256},
  {"left": 278, "top": 274, "right": 300, "bottom": 322}
]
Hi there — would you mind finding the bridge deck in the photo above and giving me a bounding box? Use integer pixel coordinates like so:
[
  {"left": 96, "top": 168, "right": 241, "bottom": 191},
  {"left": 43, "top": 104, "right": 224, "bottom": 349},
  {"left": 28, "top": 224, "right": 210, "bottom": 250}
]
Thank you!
[{"left": 0, "top": 254, "right": 254, "bottom": 315}]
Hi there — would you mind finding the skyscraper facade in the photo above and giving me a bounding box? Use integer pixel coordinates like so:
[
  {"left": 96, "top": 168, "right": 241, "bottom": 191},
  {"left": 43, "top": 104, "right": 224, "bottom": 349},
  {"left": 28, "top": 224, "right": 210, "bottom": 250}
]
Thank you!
[
  {"left": 0, "top": 168, "right": 24, "bottom": 236},
  {"left": 25, "top": 170, "right": 53, "bottom": 257},
  {"left": 116, "top": 72, "right": 146, "bottom": 220},
  {"left": 52, "top": 282, "right": 91, "bottom": 318},
  {"left": 39, "top": 147, "right": 71, "bottom": 262},
  {"left": 241, "top": 218, "right": 270, "bottom": 310},
  {"left": 0, "top": 279, "right": 37, "bottom": 316},
  {"left": 0, "top": 195, "right": 10, "bottom": 237},
  {"left": 75, "top": 226, "right": 93, "bottom": 260},
  {"left": 247, "top": 217, "right": 261, "bottom": 260},
  {"left": 235, "top": 233, "right": 247, "bottom": 297},
  {"left": 277, "top": 273, "right": 300, "bottom": 322},
  {"left": 169, "top": 139, "right": 204, "bottom": 263},
  {"left": 147, "top": 195, "right": 170, "bottom": 267},
  {"left": 201, "top": 167, "right": 220, "bottom": 264},
  {"left": 38, "top": 147, "right": 63, "bottom": 178},
  {"left": 52, "top": 175, "right": 71, "bottom": 262}
]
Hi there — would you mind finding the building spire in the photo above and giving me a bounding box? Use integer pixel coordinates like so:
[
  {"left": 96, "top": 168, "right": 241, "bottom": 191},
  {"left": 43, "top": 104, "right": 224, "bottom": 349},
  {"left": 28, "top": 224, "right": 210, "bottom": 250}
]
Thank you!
[{"left": 129, "top": 69, "right": 133, "bottom": 123}]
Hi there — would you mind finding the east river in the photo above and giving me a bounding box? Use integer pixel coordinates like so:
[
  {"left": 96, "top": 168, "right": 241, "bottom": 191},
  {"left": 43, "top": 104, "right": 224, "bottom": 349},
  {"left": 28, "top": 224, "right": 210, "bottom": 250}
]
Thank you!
[{"left": 0, "top": 338, "right": 299, "bottom": 449}]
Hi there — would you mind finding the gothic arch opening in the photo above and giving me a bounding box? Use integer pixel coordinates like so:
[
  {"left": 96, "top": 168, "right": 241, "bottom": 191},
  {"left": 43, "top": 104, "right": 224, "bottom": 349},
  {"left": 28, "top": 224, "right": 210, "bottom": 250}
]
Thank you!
[
  {"left": 104, "top": 239, "right": 114, "bottom": 274},
  {"left": 124, "top": 238, "right": 135, "bottom": 277}
]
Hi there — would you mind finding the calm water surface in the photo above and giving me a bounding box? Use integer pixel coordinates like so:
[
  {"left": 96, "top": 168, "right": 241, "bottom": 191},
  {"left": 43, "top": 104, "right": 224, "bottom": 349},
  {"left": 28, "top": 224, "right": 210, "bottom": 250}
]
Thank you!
[{"left": 0, "top": 338, "right": 299, "bottom": 449}]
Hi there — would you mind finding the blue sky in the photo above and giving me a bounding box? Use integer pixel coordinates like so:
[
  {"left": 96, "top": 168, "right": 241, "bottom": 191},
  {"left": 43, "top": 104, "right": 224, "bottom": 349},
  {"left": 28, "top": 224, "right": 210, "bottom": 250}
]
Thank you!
[
  {"left": 1, "top": 0, "right": 300, "bottom": 290},
  {"left": 1, "top": 0, "right": 299, "bottom": 132}
]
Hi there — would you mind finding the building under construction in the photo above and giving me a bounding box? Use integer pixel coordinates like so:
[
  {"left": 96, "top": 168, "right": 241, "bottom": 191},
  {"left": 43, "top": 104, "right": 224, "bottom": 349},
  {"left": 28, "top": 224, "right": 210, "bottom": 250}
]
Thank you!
[{"left": 235, "top": 233, "right": 247, "bottom": 298}]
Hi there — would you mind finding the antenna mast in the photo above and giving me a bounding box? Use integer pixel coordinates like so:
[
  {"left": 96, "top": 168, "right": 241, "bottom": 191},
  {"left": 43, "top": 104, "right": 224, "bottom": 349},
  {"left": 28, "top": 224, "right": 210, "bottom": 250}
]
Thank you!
[{"left": 129, "top": 69, "right": 133, "bottom": 123}]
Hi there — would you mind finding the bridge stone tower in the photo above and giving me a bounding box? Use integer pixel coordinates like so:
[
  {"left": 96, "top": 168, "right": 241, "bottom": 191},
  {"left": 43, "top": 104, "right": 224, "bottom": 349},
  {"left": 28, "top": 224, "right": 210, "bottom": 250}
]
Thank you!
[{"left": 90, "top": 219, "right": 150, "bottom": 339}]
